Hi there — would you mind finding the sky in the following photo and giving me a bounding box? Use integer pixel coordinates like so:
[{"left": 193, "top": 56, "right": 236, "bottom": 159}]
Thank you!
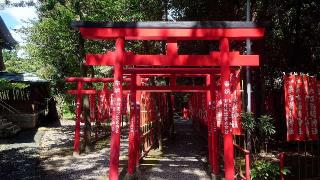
[{"left": 0, "top": 5, "right": 37, "bottom": 43}]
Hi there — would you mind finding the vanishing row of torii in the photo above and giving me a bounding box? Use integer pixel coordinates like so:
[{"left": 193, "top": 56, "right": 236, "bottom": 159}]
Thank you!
[{"left": 66, "top": 21, "right": 265, "bottom": 180}]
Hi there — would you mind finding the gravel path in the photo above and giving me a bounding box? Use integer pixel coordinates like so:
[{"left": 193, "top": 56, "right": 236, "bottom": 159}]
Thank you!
[
  {"left": 1, "top": 117, "right": 210, "bottom": 180},
  {"left": 39, "top": 120, "right": 129, "bottom": 180},
  {"left": 0, "top": 120, "right": 129, "bottom": 180},
  {"left": 139, "top": 118, "right": 211, "bottom": 180},
  {"left": 0, "top": 128, "right": 43, "bottom": 180}
]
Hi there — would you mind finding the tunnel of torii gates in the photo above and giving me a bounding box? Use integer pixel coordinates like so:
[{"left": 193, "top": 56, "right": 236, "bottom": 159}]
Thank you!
[{"left": 65, "top": 21, "right": 265, "bottom": 180}]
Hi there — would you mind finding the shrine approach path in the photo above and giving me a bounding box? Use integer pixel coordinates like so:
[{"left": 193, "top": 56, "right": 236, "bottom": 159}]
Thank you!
[{"left": 139, "top": 115, "right": 211, "bottom": 180}]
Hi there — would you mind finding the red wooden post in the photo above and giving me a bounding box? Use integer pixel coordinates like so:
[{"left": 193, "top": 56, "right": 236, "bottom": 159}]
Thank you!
[
  {"left": 220, "top": 37, "right": 234, "bottom": 180},
  {"left": 210, "top": 74, "right": 220, "bottom": 175},
  {"left": 279, "top": 152, "right": 285, "bottom": 180},
  {"left": 74, "top": 81, "right": 83, "bottom": 155},
  {"left": 245, "top": 152, "right": 250, "bottom": 180},
  {"left": 136, "top": 75, "right": 142, "bottom": 166},
  {"left": 127, "top": 74, "right": 137, "bottom": 175},
  {"left": 206, "top": 75, "right": 213, "bottom": 168},
  {"left": 109, "top": 37, "right": 124, "bottom": 180}
]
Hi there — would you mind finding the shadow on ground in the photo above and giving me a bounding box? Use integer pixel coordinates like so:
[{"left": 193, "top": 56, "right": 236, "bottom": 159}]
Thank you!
[{"left": 138, "top": 117, "right": 211, "bottom": 180}]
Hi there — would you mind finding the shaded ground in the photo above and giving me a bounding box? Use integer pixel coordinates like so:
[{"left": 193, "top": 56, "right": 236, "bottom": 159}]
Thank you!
[
  {"left": 39, "top": 120, "right": 129, "bottom": 180},
  {"left": 0, "top": 129, "right": 43, "bottom": 180},
  {"left": 0, "top": 116, "right": 211, "bottom": 180},
  {"left": 139, "top": 117, "right": 211, "bottom": 180},
  {"left": 0, "top": 120, "right": 129, "bottom": 180}
]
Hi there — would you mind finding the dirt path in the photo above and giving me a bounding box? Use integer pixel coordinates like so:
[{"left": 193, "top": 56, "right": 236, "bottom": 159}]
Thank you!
[
  {"left": 39, "top": 120, "right": 129, "bottom": 180},
  {"left": 139, "top": 117, "right": 211, "bottom": 180},
  {"left": 0, "top": 129, "right": 43, "bottom": 180},
  {"left": 1, "top": 117, "right": 211, "bottom": 180}
]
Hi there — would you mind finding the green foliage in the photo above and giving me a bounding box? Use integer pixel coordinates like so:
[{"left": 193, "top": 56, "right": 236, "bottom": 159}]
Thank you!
[
  {"left": 257, "top": 115, "right": 276, "bottom": 138},
  {"left": 241, "top": 112, "right": 256, "bottom": 133},
  {"left": 251, "top": 160, "right": 291, "bottom": 180},
  {"left": 3, "top": 49, "right": 34, "bottom": 74},
  {"left": 15, "top": 0, "right": 164, "bottom": 116},
  {"left": 241, "top": 112, "right": 276, "bottom": 152},
  {"left": 0, "top": 79, "right": 29, "bottom": 90}
]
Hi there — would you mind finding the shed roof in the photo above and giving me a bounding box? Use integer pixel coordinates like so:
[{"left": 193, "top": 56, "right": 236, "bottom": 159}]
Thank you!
[{"left": 0, "top": 72, "right": 48, "bottom": 83}]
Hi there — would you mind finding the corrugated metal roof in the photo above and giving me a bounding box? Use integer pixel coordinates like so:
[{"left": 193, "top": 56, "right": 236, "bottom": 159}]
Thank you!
[{"left": 0, "top": 72, "right": 48, "bottom": 83}]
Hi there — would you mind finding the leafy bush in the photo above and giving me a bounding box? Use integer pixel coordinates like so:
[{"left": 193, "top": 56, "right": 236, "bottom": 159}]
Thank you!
[
  {"left": 257, "top": 115, "right": 276, "bottom": 139},
  {"left": 0, "top": 79, "right": 29, "bottom": 90},
  {"left": 251, "top": 160, "right": 290, "bottom": 180},
  {"left": 241, "top": 112, "right": 276, "bottom": 153},
  {"left": 241, "top": 112, "right": 256, "bottom": 133}
]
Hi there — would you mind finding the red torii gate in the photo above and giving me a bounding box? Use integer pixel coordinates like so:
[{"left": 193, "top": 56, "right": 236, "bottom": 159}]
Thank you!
[{"left": 70, "top": 21, "right": 265, "bottom": 180}]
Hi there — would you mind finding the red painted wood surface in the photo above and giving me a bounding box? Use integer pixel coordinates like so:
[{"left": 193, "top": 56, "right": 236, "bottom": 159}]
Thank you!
[
  {"left": 211, "top": 77, "right": 220, "bottom": 174},
  {"left": 206, "top": 75, "right": 213, "bottom": 168},
  {"left": 65, "top": 77, "right": 131, "bottom": 82},
  {"left": 220, "top": 38, "right": 234, "bottom": 180},
  {"left": 86, "top": 52, "right": 259, "bottom": 66},
  {"left": 135, "top": 75, "right": 142, "bottom": 166},
  {"left": 74, "top": 81, "right": 83, "bottom": 154},
  {"left": 136, "top": 85, "right": 209, "bottom": 92},
  {"left": 109, "top": 38, "right": 124, "bottom": 180},
  {"left": 128, "top": 74, "right": 137, "bottom": 174},
  {"left": 79, "top": 27, "right": 265, "bottom": 40},
  {"left": 279, "top": 152, "right": 285, "bottom": 180}
]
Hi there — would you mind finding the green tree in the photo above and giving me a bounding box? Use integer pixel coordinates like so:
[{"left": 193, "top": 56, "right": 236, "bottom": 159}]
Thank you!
[{"left": 18, "top": 0, "right": 163, "bottom": 115}]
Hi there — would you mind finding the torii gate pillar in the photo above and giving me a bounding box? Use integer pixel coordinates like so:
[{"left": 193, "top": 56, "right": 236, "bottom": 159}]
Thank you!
[
  {"left": 220, "top": 38, "right": 234, "bottom": 180},
  {"left": 127, "top": 74, "right": 137, "bottom": 176},
  {"left": 109, "top": 37, "right": 124, "bottom": 180}
]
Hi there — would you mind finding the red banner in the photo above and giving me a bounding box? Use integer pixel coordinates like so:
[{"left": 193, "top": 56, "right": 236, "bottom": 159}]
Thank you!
[
  {"left": 215, "top": 89, "right": 222, "bottom": 128},
  {"left": 302, "top": 75, "right": 311, "bottom": 140},
  {"left": 308, "top": 76, "right": 318, "bottom": 140},
  {"left": 317, "top": 81, "right": 320, "bottom": 139},
  {"left": 284, "top": 74, "right": 319, "bottom": 141},
  {"left": 230, "top": 71, "right": 242, "bottom": 135},
  {"left": 295, "top": 75, "right": 306, "bottom": 140},
  {"left": 97, "top": 91, "right": 106, "bottom": 121},
  {"left": 284, "top": 74, "right": 297, "bottom": 141}
]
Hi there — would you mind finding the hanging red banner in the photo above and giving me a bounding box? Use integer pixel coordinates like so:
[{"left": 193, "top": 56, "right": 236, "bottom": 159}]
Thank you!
[
  {"left": 295, "top": 75, "right": 306, "bottom": 141},
  {"left": 215, "top": 89, "right": 222, "bottom": 128},
  {"left": 317, "top": 80, "right": 320, "bottom": 139},
  {"left": 308, "top": 76, "right": 318, "bottom": 140},
  {"left": 110, "top": 93, "right": 114, "bottom": 114},
  {"left": 230, "top": 70, "right": 242, "bottom": 135},
  {"left": 97, "top": 91, "right": 106, "bottom": 122},
  {"left": 221, "top": 80, "right": 232, "bottom": 135},
  {"left": 302, "top": 75, "right": 311, "bottom": 140},
  {"left": 122, "top": 93, "right": 128, "bottom": 115},
  {"left": 284, "top": 74, "right": 297, "bottom": 141}
]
